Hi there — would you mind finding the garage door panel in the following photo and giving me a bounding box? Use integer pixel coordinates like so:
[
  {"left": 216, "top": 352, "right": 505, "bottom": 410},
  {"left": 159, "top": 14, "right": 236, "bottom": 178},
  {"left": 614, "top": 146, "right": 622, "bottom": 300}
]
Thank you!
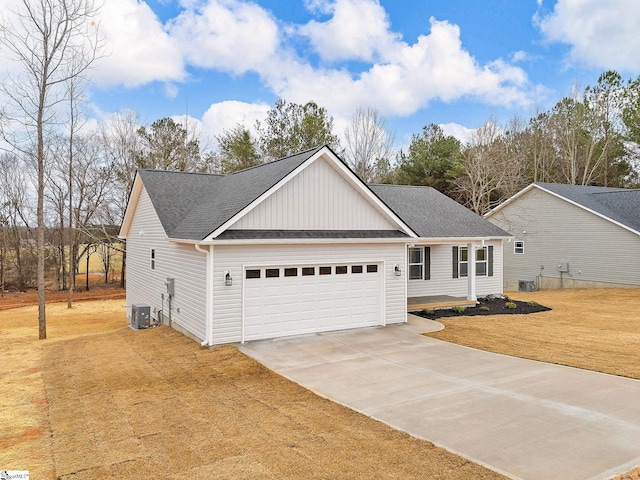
[{"left": 244, "top": 262, "right": 383, "bottom": 341}]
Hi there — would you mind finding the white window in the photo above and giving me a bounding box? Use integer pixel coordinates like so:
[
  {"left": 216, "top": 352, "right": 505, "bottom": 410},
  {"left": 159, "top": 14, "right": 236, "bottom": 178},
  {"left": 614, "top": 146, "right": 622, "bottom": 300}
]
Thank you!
[
  {"left": 475, "top": 247, "right": 488, "bottom": 276},
  {"left": 457, "top": 246, "right": 488, "bottom": 277},
  {"left": 409, "top": 247, "right": 431, "bottom": 280},
  {"left": 409, "top": 247, "right": 423, "bottom": 280},
  {"left": 514, "top": 240, "right": 524, "bottom": 254},
  {"left": 150, "top": 249, "right": 155, "bottom": 270},
  {"left": 459, "top": 247, "right": 469, "bottom": 277}
]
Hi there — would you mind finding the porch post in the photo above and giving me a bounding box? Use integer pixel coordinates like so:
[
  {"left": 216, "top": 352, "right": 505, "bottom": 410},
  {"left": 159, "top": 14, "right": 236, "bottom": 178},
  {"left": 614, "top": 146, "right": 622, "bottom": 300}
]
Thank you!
[{"left": 467, "top": 242, "right": 477, "bottom": 301}]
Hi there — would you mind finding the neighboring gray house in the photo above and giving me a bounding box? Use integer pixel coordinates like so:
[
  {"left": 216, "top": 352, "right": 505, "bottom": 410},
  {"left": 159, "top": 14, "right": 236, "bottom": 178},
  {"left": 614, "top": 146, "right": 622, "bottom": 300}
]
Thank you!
[
  {"left": 485, "top": 182, "right": 640, "bottom": 290},
  {"left": 119, "top": 145, "right": 508, "bottom": 345}
]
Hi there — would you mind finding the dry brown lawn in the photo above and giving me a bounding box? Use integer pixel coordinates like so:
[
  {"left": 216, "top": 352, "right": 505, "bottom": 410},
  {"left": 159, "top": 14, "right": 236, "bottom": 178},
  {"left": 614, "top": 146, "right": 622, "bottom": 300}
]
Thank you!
[
  {"left": 1, "top": 299, "right": 505, "bottom": 479},
  {"left": 426, "top": 288, "right": 640, "bottom": 379}
]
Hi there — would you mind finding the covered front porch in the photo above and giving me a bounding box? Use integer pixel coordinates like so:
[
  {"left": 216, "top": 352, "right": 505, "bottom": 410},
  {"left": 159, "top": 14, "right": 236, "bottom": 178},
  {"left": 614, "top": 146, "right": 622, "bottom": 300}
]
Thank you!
[{"left": 407, "top": 295, "right": 477, "bottom": 312}]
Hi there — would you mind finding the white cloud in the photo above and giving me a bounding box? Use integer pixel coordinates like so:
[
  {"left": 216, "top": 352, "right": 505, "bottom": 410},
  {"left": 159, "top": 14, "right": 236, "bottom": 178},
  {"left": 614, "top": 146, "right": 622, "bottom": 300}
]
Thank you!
[
  {"left": 168, "top": 0, "right": 279, "bottom": 74},
  {"left": 538, "top": 0, "right": 640, "bottom": 72},
  {"left": 269, "top": 18, "right": 532, "bottom": 117},
  {"left": 93, "top": 0, "right": 185, "bottom": 87},
  {"left": 439, "top": 123, "right": 475, "bottom": 145},
  {"left": 299, "top": 0, "right": 399, "bottom": 62},
  {"left": 164, "top": 83, "right": 179, "bottom": 99},
  {"left": 201, "top": 100, "right": 271, "bottom": 147}
]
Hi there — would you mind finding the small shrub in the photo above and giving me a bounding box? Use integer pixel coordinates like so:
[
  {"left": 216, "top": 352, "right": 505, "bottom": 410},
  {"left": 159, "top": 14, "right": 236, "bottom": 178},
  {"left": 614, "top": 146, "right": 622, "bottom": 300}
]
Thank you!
[
  {"left": 527, "top": 300, "right": 539, "bottom": 307},
  {"left": 451, "top": 305, "right": 466, "bottom": 313},
  {"left": 479, "top": 305, "right": 490, "bottom": 312},
  {"left": 421, "top": 308, "right": 434, "bottom": 315},
  {"left": 505, "top": 302, "right": 517, "bottom": 309}
]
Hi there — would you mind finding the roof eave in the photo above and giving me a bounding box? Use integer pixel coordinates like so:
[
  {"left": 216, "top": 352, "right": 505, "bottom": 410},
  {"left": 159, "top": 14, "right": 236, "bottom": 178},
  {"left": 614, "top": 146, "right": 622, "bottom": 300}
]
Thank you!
[
  {"left": 484, "top": 183, "right": 539, "bottom": 218},
  {"left": 167, "top": 235, "right": 510, "bottom": 246},
  {"left": 118, "top": 173, "right": 143, "bottom": 239}
]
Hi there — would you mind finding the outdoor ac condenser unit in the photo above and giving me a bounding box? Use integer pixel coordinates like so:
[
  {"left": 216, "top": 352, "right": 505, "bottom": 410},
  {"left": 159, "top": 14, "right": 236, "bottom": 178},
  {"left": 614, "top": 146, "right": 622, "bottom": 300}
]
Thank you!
[
  {"left": 518, "top": 280, "right": 535, "bottom": 292},
  {"left": 131, "top": 304, "right": 151, "bottom": 329}
]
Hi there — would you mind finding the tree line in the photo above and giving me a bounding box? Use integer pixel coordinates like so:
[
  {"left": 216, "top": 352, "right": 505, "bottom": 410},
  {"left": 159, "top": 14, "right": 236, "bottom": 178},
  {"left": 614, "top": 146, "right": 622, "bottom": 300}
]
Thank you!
[
  {"left": 1, "top": 0, "right": 640, "bottom": 340},
  {"left": 213, "top": 71, "right": 640, "bottom": 215},
  {"left": 2, "top": 73, "right": 640, "bottom": 297}
]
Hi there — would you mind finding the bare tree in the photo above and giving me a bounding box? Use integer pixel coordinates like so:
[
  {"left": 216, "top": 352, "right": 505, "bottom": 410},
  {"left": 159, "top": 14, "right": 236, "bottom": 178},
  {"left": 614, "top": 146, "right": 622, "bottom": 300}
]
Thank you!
[
  {"left": 0, "top": 152, "right": 34, "bottom": 290},
  {"left": 101, "top": 110, "right": 141, "bottom": 205},
  {"left": 100, "top": 110, "right": 142, "bottom": 288},
  {"left": 344, "top": 107, "right": 396, "bottom": 183},
  {"left": 456, "top": 119, "right": 526, "bottom": 214},
  {"left": 0, "top": 0, "right": 101, "bottom": 339}
]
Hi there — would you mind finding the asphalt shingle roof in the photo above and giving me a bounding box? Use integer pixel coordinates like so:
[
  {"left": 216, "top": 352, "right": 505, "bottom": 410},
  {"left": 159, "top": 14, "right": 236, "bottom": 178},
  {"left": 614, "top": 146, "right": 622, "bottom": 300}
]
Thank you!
[
  {"left": 536, "top": 183, "right": 640, "bottom": 233},
  {"left": 370, "top": 184, "right": 510, "bottom": 238},
  {"left": 139, "top": 146, "right": 323, "bottom": 240},
  {"left": 135, "top": 146, "right": 508, "bottom": 241}
]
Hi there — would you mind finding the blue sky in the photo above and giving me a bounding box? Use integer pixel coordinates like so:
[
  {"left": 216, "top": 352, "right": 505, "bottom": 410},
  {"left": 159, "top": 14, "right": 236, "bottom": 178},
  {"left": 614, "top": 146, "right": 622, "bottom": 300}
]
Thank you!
[{"left": 4, "top": 0, "right": 640, "bottom": 149}]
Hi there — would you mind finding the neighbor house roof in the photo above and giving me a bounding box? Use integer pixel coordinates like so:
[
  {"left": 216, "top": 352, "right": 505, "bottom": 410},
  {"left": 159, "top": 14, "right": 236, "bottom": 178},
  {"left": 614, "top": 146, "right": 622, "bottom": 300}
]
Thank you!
[
  {"left": 486, "top": 182, "right": 640, "bottom": 236},
  {"left": 370, "top": 184, "right": 510, "bottom": 239}
]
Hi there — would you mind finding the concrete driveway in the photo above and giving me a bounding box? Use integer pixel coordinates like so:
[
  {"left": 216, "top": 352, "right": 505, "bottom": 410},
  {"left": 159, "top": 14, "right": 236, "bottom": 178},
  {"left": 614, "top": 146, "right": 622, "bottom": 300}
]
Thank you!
[{"left": 240, "top": 315, "right": 640, "bottom": 480}]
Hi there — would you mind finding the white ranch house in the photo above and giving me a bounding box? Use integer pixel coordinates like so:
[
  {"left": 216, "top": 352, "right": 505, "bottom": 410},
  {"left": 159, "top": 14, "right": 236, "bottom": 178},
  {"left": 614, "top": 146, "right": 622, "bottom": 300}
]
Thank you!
[{"left": 120, "top": 146, "right": 509, "bottom": 345}]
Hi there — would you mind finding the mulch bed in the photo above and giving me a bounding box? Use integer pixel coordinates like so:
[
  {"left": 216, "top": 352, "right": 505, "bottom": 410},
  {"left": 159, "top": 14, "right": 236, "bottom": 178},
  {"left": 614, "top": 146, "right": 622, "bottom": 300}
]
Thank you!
[{"left": 413, "top": 295, "right": 551, "bottom": 320}]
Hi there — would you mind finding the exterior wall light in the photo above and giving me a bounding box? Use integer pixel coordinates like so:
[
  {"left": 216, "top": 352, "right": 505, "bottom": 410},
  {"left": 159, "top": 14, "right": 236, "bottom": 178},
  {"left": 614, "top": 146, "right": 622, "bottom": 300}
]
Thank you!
[
  {"left": 394, "top": 264, "right": 401, "bottom": 276},
  {"left": 225, "top": 271, "right": 233, "bottom": 286}
]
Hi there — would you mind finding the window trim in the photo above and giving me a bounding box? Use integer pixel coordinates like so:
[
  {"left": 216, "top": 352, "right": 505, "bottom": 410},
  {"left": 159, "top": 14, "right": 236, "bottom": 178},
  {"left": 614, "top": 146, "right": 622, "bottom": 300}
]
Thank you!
[
  {"left": 408, "top": 247, "right": 431, "bottom": 281},
  {"left": 514, "top": 240, "right": 524, "bottom": 255},
  {"left": 265, "top": 268, "right": 280, "bottom": 278},
  {"left": 454, "top": 245, "right": 492, "bottom": 278},
  {"left": 245, "top": 269, "right": 261, "bottom": 279},
  {"left": 150, "top": 249, "right": 155, "bottom": 270},
  {"left": 408, "top": 247, "right": 423, "bottom": 281},
  {"left": 319, "top": 266, "right": 332, "bottom": 275},
  {"left": 475, "top": 247, "right": 488, "bottom": 277},
  {"left": 284, "top": 267, "right": 298, "bottom": 277}
]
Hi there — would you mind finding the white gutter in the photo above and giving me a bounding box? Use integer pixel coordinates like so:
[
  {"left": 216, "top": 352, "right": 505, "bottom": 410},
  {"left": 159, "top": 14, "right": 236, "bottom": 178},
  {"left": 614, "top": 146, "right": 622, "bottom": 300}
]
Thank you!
[
  {"left": 195, "top": 243, "right": 214, "bottom": 347},
  {"left": 170, "top": 235, "right": 511, "bottom": 246}
]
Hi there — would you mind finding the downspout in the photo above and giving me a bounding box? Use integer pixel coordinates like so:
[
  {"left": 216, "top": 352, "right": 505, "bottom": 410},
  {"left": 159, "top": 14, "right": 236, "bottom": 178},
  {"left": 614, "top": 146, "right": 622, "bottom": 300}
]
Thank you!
[{"left": 195, "top": 243, "right": 213, "bottom": 346}]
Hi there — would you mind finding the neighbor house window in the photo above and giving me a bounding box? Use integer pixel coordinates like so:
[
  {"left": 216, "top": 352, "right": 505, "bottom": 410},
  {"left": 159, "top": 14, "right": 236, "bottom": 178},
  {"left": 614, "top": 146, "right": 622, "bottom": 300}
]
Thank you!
[
  {"left": 453, "top": 246, "right": 493, "bottom": 278},
  {"left": 408, "top": 247, "right": 431, "bottom": 280},
  {"left": 150, "top": 249, "right": 155, "bottom": 270},
  {"left": 514, "top": 241, "right": 524, "bottom": 254}
]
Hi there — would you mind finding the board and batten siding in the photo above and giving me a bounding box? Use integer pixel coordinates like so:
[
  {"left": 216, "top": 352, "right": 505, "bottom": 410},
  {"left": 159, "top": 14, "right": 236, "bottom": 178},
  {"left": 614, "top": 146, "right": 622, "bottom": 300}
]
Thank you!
[
  {"left": 210, "top": 243, "right": 406, "bottom": 345},
  {"left": 126, "top": 187, "right": 208, "bottom": 341},
  {"left": 489, "top": 187, "right": 640, "bottom": 289},
  {"left": 229, "top": 157, "right": 396, "bottom": 231},
  {"left": 406, "top": 242, "right": 503, "bottom": 298}
]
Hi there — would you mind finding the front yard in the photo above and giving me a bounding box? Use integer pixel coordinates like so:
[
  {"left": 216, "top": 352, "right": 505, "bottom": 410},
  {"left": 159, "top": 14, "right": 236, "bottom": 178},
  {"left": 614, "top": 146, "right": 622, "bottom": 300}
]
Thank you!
[
  {"left": 426, "top": 288, "right": 640, "bottom": 379},
  {"left": 1, "top": 300, "right": 504, "bottom": 479},
  {"left": 2, "top": 288, "right": 639, "bottom": 479}
]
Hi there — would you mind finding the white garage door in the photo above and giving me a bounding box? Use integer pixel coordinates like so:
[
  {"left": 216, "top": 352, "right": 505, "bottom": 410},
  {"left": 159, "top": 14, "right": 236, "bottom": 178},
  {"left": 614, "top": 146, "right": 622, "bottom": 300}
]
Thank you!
[{"left": 243, "top": 262, "right": 383, "bottom": 341}]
